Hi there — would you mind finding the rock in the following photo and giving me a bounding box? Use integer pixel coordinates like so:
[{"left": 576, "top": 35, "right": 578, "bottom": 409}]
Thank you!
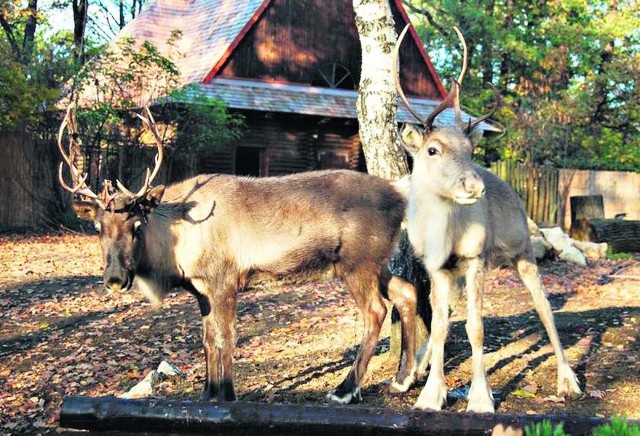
[
  {"left": 531, "top": 236, "right": 553, "bottom": 260},
  {"left": 527, "top": 217, "right": 541, "bottom": 237},
  {"left": 157, "top": 360, "right": 182, "bottom": 376},
  {"left": 539, "top": 227, "right": 572, "bottom": 252},
  {"left": 119, "top": 370, "right": 159, "bottom": 399},
  {"left": 572, "top": 240, "right": 608, "bottom": 259},
  {"left": 558, "top": 245, "right": 587, "bottom": 266}
]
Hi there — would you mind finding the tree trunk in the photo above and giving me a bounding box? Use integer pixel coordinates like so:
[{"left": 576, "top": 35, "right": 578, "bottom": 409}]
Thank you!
[
  {"left": 569, "top": 195, "right": 604, "bottom": 241},
  {"left": 352, "top": 0, "right": 430, "bottom": 362},
  {"left": 60, "top": 395, "right": 622, "bottom": 436},
  {"left": 72, "top": 0, "right": 89, "bottom": 65},
  {"left": 20, "top": 0, "right": 38, "bottom": 64}
]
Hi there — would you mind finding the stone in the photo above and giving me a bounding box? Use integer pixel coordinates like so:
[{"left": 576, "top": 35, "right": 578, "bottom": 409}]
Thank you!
[
  {"left": 558, "top": 245, "right": 587, "bottom": 266},
  {"left": 527, "top": 217, "right": 541, "bottom": 237},
  {"left": 572, "top": 240, "right": 608, "bottom": 259},
  {"left": 531, "top": 236, "right": 553, "bottom": 260},
  {"left": 539, "top": 227, "right": 572, "bottom": 252}
]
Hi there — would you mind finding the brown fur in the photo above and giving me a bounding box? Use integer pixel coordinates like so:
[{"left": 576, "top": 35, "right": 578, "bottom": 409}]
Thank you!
[{"left": 74, "top": 169, "right": 417, "bottom": 404}]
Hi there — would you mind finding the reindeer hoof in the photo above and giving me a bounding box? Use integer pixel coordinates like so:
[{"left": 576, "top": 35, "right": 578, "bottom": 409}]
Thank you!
[
  {"left": 389, "top": 374, "right": 415, "bottom": 394},
  {"left": 466, "top": 400, "right": 495, "bottom": 414},
  {"left": 413, "top": 382, "right": 447, "bottom": 411},
  {"left": 326, "top": 386, "right": 362, "bottom": 405},
  {"left": 557, "top": 368, "right": 582, "bottom": 399}
]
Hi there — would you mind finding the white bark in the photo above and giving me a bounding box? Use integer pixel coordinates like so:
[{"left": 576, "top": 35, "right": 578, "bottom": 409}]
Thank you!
[{"left": 353, "top": 0, "right": 408, "bottom": 180}]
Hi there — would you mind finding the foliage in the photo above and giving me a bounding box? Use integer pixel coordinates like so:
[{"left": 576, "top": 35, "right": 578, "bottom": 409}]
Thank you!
[
  {"left": 0, "top": 2, "right": 70, "bottom": 130},
  {"left": 592, "top": 416, "right": 640, "bottom": 436},
  {"left": 524, "top": 417, "right": 640, "bottom": 436},
  {"left": 524, "top": 420, "right": 566, "bottom": 436},
  {"left": 68, "top": 34, "right": 243, "bottom": 186},
  {"left": 407, "top": 0, "right": 640, "bottom": 171},
  {"left": 167, "top": 86, "right": 245, "bottom": 164}
]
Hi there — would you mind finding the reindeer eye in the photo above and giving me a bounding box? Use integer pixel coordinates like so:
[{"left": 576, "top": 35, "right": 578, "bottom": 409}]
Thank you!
[{"left": 427, "top": 147, "right": 440, "bottom": 156}]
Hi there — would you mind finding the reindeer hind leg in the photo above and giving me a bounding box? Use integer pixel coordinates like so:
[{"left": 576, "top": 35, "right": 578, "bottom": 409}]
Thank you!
[
  {"left": 515, "top": 249, "right": 581, "bottom": 398},
  {"left": 327, "top": 266, "right": 387, "bottom": 404},
  {"left": 385, "top": 275, "right": 418, "bottom": 393}
]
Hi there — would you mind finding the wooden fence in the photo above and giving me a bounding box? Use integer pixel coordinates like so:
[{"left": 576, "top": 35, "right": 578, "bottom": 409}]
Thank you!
[
  {"left": 490, "top": 161, "right": 559, "bottom": 226},
  {"left": 491, "top": 161, "right": 640, "bottom": 230},
  {"left": 0, "top": 131, "right": 60, "bottom": 231}
]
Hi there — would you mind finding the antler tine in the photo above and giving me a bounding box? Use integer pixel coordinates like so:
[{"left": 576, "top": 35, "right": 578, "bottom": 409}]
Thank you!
[
  {"left": 466, "top": 83, "right": 499, "bottom": 133},
  {"left": 115, "top": 106, "right": 164, "bottom": 200},
  {"left": 57, "top": 105, "right": 105, "bottom": 207},
  {"left": 393, "top": 24, "right": 425, "bottom": 126},
  {"left": 424, "top": 78, "right": 458, "bottom": 131},
  {"left": 57, "top": 163, "right": 102, "bottom": 202},
  {"left": 452, "top": 26, "right": 467, "bottom": 124}
]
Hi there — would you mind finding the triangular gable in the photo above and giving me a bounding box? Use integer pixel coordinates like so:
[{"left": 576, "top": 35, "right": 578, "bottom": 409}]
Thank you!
[
  {"left": 205, "top": 0, "right": 447, "bottom": 101},
  {"left": 392, "top": 0, "right": 447, "bottom": 99},
  {"left": 97, "top": 0, "right": 448, "bottom": 99}
]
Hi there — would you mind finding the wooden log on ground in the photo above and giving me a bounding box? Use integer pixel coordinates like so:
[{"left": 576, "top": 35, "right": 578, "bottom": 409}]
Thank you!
[
  {"left": 581, "top": 218, "right": 640, "bottom": 253},
  {"left": 59, "top": 396, "right": 625, "bottom": 435}
]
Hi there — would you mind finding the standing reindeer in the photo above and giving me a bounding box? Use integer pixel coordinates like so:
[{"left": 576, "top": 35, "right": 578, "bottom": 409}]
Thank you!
[
  {"left": 57, "top": 106, "right": 419, "bottom": 405},
  {"left": 393, "top": 25, "right": 582, "bottom": 413}
]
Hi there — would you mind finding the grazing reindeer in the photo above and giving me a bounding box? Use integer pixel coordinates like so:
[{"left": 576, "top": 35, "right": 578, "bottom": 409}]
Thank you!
[
  {"left": 393, "top": 25, "right": 581, "bottom": 412},
  {"left": 57, "top": 105, "right": 418, "bottom": 404}
]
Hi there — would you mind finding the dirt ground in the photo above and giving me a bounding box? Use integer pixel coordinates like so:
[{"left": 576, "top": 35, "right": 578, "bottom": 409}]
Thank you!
[{"left": 0, "top": 233, "right": 638, "bottom": 434}]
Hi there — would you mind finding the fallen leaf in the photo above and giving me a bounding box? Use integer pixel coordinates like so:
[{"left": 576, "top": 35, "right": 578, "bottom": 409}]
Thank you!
[{"left": 512, "top": 389, "right": 536, "bottom": 398}]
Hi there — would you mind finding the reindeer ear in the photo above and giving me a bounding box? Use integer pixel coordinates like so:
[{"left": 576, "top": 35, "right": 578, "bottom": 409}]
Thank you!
[
  {"left": 140, "top": 185, "right": 165, "bottom": 213},
  {"left": 467, "top": 126, "right": 484, "bottom": 148},
  {"left": 72, "top": 201, "right": 99, "bottom": 221},
  {"left": 399, "top": 124, "right": 423, "bottom": 156}
]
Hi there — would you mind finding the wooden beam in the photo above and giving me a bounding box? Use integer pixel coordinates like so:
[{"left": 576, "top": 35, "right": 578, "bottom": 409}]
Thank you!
[{"left": 59, "top": 396, "right": 625, "bottom": 435}]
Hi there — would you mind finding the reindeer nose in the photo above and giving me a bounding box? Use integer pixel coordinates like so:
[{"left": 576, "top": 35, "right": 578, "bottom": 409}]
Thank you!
[
  {"left": 105, "top": 275, "right": 128, "bottom": 292},
  {"left": 461, "top": 173, "right": 485, "bottom": 198}
]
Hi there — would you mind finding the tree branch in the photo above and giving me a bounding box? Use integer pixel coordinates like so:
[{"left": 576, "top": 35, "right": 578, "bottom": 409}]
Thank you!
[
  {"left": 0, "top": 13, "right": 21, "bottom": 59},
  {"left": 400, "top": 0, "right": 447, "bottom": 37}
]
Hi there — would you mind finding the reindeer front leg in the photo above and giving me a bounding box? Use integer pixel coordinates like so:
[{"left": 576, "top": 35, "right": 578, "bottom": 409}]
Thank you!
[
  {"left": 192, "top": 276, "right": 238, "bottom": 402},
  {"left": 414, "top": 268, "right": 451, "bottom": 411},
  {"left": 463, "top": 257, "right": 494, "bottom": 413}
]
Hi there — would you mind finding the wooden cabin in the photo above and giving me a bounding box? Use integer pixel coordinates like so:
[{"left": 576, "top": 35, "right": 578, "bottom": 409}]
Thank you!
[{"left": 92, "top": 0, "right": 499, "bottom": 178}]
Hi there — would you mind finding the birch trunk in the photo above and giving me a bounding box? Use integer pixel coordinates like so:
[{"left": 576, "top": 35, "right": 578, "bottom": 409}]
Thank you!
[{"left": 353, "top": 0, "right": 430, "bottom": 362}]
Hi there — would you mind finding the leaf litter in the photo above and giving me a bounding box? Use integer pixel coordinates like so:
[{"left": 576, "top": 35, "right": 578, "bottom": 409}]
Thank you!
[{"left": 0, "top": 233, "right": 638, "bottom": 434}]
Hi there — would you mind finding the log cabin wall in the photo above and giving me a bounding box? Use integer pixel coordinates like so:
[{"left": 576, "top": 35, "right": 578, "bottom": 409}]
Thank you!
[
  {"left": 216, "top": 0, "right": 441, "bottom": 98},
  {"left": 198, "top": 111, "right": 360, "bottom": 177}
]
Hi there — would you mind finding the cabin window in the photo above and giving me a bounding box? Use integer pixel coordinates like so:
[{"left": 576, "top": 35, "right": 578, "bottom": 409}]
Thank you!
[
  {"left": 316, "top": 149, "right": 350, "bottom": 169},
  {"left": 235, "top": 146, "right": 266, "bottom": 177}
]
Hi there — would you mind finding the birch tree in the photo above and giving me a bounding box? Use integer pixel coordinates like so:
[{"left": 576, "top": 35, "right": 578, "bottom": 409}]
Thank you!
[{"left": 353, "top": 0, "right": 430, "bottom": 362}]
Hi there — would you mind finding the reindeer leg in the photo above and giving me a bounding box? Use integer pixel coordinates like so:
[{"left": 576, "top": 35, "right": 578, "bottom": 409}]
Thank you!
[
  {"left": 414, "top": 269, "right": 451, "bottom": 411},
  {"left": 385, "top": 275, "right": 418, "bottom": 393},
  {"left": 327, "top": 268, "right": 387, "bottom": 404},
  {"left": 192, "top": 276, "right": 238, "bottom": 402},
  {"left": 515, "top": 250, "right": 581, "bottom": 398},
  {"left": 463, "top": 258, "right": 494, "bottom": 413}
]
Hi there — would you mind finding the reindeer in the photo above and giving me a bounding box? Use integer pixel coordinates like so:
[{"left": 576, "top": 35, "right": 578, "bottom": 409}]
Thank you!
[
  {"left": 57, "top": 105, "right": 418, "bottom": 404},
  {"left": 392, "top": 25, "right": 582, "bottom": 413}
]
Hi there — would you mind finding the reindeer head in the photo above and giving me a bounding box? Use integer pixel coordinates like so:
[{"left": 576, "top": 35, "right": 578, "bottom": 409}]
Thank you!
[
  {"left": 394, "top": 25, "right": 497, "bottom": 205},
  {"left": 58, "top": 105, "right": 165, "bottom": 292}
]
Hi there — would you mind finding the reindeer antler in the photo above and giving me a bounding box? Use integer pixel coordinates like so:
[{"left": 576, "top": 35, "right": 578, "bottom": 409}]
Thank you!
[
  {"left": 116, "top": 106, "right": 164, "bottom": 200},
  {"left": 57, "top": 105, "right": 109, "bottom": 208},
  {"left": 465, "top": 84, "right": 499, "bottom": 134},
  {"left": 394, "top": 24, "right": 468, "bottom": 131}
]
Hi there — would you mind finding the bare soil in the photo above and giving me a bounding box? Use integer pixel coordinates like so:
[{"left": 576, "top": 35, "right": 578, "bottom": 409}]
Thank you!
[{"left": 0, "top": 233, "right": 638, "bottom": 434}]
